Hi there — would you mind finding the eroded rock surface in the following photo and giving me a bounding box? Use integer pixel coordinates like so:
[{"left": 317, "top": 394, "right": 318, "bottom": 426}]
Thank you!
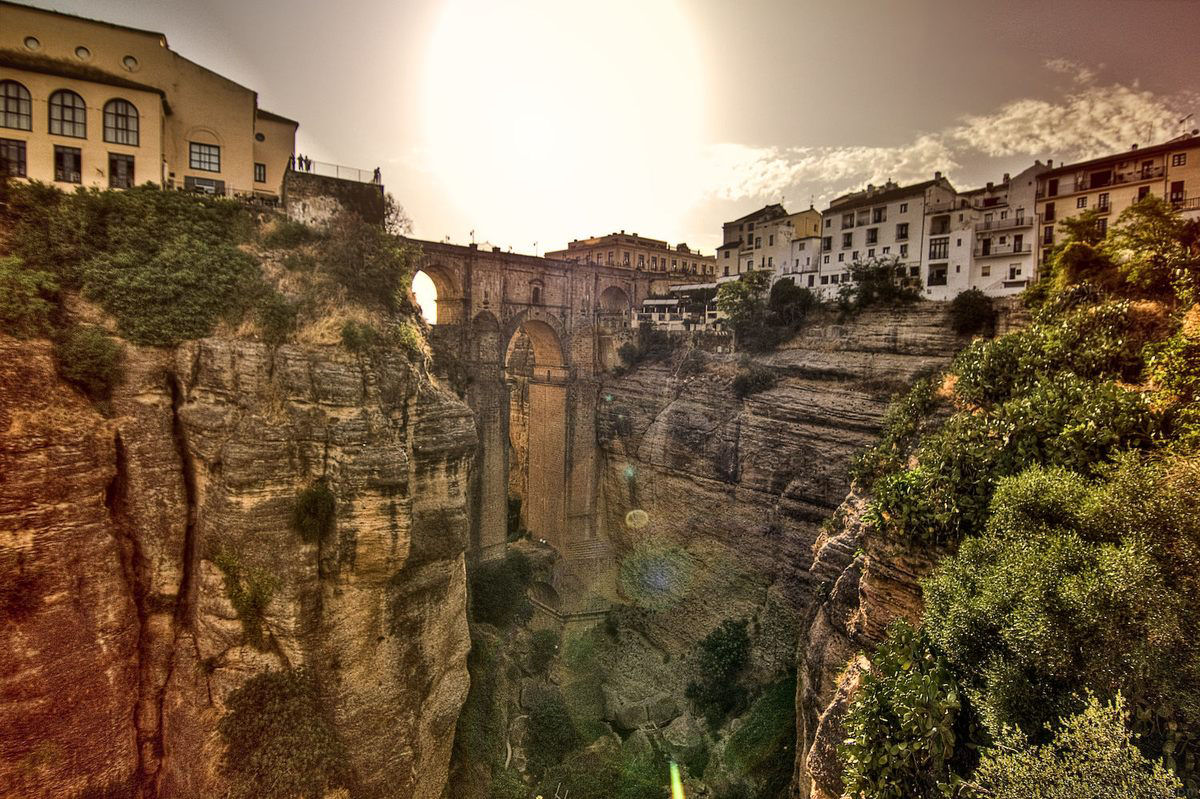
[{"left": 0, "top": 334, "right": 475, "bottom": 799}]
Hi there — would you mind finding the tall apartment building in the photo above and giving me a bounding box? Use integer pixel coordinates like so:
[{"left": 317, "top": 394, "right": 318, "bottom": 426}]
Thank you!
[
  {"left": 1036, "top": 134, "right": 1200, "bottom": 263},
  {"left": 808, "top": 174, "right": 957, "bottom": 298},
  {"left": 545, "top": 230, "right": 716, "bottom": 279},
  {"left": 0, "top": 1, "right": 297, "bottom": 198},
  {"left": 716, "top": 204, "right": 822, "bottom": 282}
]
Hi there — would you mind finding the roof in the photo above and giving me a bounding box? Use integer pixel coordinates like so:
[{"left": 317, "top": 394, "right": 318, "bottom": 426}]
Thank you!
[
  {"left": 0, "top": 48, "right": 167, "bottom": 98},
  {"left": 256, "top": 108, "right": 299, "bottom": 127},
  {"left": 827, "top": 178, "right": 943, "bottom": 213},
  {"left": 726, "top": 203, "right": 788, "bottom": 226},
  {"left": 0, "top": 1, "right": 167, "bottom": 42},
  {"left": 1040, "top": 135, "right": 1200, "bottom": 178}
]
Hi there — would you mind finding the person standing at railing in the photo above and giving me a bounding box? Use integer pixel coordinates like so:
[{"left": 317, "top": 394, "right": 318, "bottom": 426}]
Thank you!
[{"left": 373, "top": 167, "right": 381, "bottom": 184}]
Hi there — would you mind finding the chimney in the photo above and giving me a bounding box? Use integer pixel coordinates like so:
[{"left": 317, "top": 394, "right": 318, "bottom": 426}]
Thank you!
[
  {"left": 867, "top": 183, "right": 875, "bottom": 193},
  {"left": 986, "top": 181, "right": 994, "bottom": 190},
  {"left": 934, "top": 170, "right": 942, "bottom": 180},
  {"left": 1131, "top": 143, "right": 1138, "bottom": 150},
  {"left": 1047, "top": 159, "right": 1053, "bottom": 168},
  {"left": 1002, "top": 172, "right": 1010, "bottom": 182},
  {"left": 492, "top": 246, "right": 501, "bottom": 253}
]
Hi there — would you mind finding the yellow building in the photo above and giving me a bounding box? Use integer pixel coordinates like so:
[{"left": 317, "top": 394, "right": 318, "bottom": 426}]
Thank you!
[
  {"left": 546, "top": 230, "right": 717, "bottom": 278},
  {"left": 1036, "top": 133, "right": 1200, "bottom": 261},
  {"left": 0, "top": 0, "right": 297, "bottom": 198}
]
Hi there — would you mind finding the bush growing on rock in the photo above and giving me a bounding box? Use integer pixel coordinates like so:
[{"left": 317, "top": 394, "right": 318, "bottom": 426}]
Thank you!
[
  {"left": 724, "top": 674, "right": 797, "bottom": 796},
  {"left": 53, "top": 324, "right": 123, "bottom": 400},
  {"left": 527, "top": 690, "right": 580, "bottom": 776},
  {"left": 256, "top": 290, "right": 297, "bottom": 347},
  {"left": 528, "top": 628, "right": 559, "bottom": 675},
  {"left": 319, "top": 210, "right": 416, "bottom": 313},
  {"left": 840, "top": 622, "right": 978, "bottom": 799},
  {"left": 218, "top": 668, "right": 348, "bottom": 799},
  {"left": 213, "top": 551, "right": 278, "bottom": 649},
  {"left": 686, "top": 618, "right": 751, "bottom": 727},
  {"left": 948, "top": 287, "right": 996, "bottom": 336},
  {"left": 0, "top": 256, "right": 58, "bottom": 337},
  {"left": 291, "top": 480, "right": 337, "bottom": 544},
  {"left": 469, "top": 550, "right": 533, "bottom": 627},
  {"left": 261, "top": 218, "right": 319, "bottom": 249},
  {"left": 731, "top": 364, "right": 776, "bottom": 399}
]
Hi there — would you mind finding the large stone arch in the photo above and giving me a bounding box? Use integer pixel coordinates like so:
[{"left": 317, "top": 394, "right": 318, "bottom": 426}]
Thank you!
[
  {"left": 503, "top": 311, "right": 569, "bottom": 552},
  {"left": 415, "top": 261, "right": 465, "bottom": 325},
  {"left": 598, "top": 284, "right": 631, "bottom": 312}
]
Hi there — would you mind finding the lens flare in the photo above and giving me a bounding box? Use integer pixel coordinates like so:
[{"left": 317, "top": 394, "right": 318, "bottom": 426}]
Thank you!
[
  {"left": 625, "top": 509, "right": 650, "bottom": 529},
  {"left": 670, "top": 761, "right": 686, "bottom": 799}
]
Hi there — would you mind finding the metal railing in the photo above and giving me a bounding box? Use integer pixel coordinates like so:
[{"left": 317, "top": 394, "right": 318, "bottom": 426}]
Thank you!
[
  {"left": 975, "top": 215, "right": 1035, "bottom": 232},
  {"left": 1172, "top": 196, "right": 1200, "bottom": 211},
  {"left": 289, "top": 158, "right": 380, "bottom": 184},
  {"left": 975, "top": 242, "right": 1033, "bottom": 257}
]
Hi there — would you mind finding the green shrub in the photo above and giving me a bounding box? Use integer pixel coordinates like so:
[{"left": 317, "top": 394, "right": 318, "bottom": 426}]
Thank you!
[
  {"left": 291, "top": 481, "right": 336, "bottom": 544},
  {"left": 391, "top": 321, "right": 423, "bottom": 361},
  {"left": 851, "top": 374, "right": 943, "bottom": 485},
  {"left": 840, "top": 622, "right": 977, "bottom": 799},
  {"left": 0, "top": 256, "right": 58, "bottom": 337},
  {"left": 319, "top": 211, "right": 415, "bottom": 312},
  {"left": 731, "top": 364, "right": 776, "bottom": 399},
  {"left": 686, "top": 618, "right": 751, "bottom": 727},
  {"left": 262, "top": 218, "right": 318, "bottom": 249},
  {"left": 618, "top": 324, "right": 675, "bottom": 369},
  {"left": 529, "top": 629, "right": 559, "bottom": 675},
  {"left": 922, "top": 460, "right": 1200, "bottom": 759},
  {"left": 212, "top": 551, "right": 278, "bottom": 649},
  {"left": 340, "top": 320, "right": 379, "bottom": 354},
  {"left": 470, "top": 550, "right": 533, "bottom": 627},
  {"left": 538, "top": 741, "right": 666, "bottom": 799},
  {"left": 839, "top": 256, "right": 922, "bottom": 314},
  {"left": 218, "top": 668, "right": 348, "bottom": 799},
  {"left": 948, "top": 287, "right": 996, "bottom": 336},
  {"left": 975, "top": 695, "right": 1184, "bottom": 799},
  {"left": 1148, "top": 327, "right": 1200, "bottom": 406},
  {"left": 256, "top": 291, "right": 297, "bottom": 347},
  {"left": 527, "top": 691, "right": 580, "bottom": 775},
  {"left": 724, "top": 675, "right": 797, "bottom": 796},
  {"left": 768, "top": 278, "right": 816, "bottom": 327},
  {"left": 54, "top": 324, "right": 123, "bottom": 400}
]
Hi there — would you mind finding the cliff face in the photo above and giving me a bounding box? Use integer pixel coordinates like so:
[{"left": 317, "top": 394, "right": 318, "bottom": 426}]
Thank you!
[
  {"left": 0, "top": 333, "right": 475, "bottom": 799},
  {"left": 594, "top": 305, "right": 962, "bottom": 789}
]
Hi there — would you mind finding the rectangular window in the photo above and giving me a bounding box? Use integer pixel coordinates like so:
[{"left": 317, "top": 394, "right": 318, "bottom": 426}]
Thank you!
[
  {"left": 1043, "top": 225, "right": 1054, "bottom": 244},
  {"left": 1096, "top": 218, "right": 1108, "bottom": 237},
  {"left": 0, "top": 137, "right": 26, "bottom": 177},
  {"left": 900, "top": 243, "right": 908, "bottom": 258},
  {"left": 1009, "top": 264, "right": 1023, "bottom": 280},
  {"left": 896, "top": 222, "right": 909, "bottom": 240},
  {"left": 1043, "top": 201, "right": 1056, "bottom": 222},
  {"left": 824, "top": 218, "right": 831, "bottom": 228},
  {"left": 872, "top": 207, "right": 886, "bottom": 223},
  {"left": 808, "top": 275, "right": 815, "bottom": 287},
  {"left": 54, "top": 145, "right": 81, "bottom": 183},
  {"left": 254, "top": 162, "right": 266, "bottom": 183},
  {"left": 1077, "top": 196, "right": 1088, "bottom": 208},
  {"left": 928, "top": 237, "right": 949, "bottom": 260},
  {"left": 189, "top": 142, "right": 221, "bottom": 172},
  {"left": 823, "top": 255, "right": 829, "bottom": 264},
  {"left": 1170, "top": 180, "right": 1185, "bottom": 203},
  {"left": 841, "top": 213, "right": 854, "bottom": 229},
  {"left": 755, "top": 236, "right": 761, "bottom": 248},
  {"left": 837, "top": 253, "right": 844, "bottom": 262},
  {"left": 882, "top": 246, "right": 890, "bottom": 254},
  {"left": 1098, "top": 192, "right": 1110, "bottom": 211},
  {"left": 867, "top": 248, "right": 875, "bottom": 258},
  {"left": 767, "top": 256, "right": 773, "bottom": 267},
  {"left": 822, "top": 236, "right": 832, "bottom": 251},
  {"left": 768, "top": 234, "right": 774, "bottom": 246},
  {"left": 866, "top": 228, "right": 878, "bottom": 244},
  {"left": 899, "top": 202, "right": 908, "bottom": 213},
  {"left": 852, "top": 251, "right": 859, "bottom": 261},
  {"left": 820, "top": 275, "right": 829, "bottom": 285},
  {"left": 981, "top": 264, "right": 991, "bottom": 277},
  {"left": 1172, "top": 153, "right": 1187, "bottom": 167},
  {"left": 109, "top": 153, "right": 134, "bottom": 188},
  {"left": 842, "top": 232, "right": 852, "bottom": 248}
]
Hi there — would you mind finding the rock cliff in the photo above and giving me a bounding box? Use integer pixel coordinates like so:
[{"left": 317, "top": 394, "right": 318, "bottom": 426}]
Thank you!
[
  {"left": 594, "top": 304, "right": 964, "bottom": 792},
  {"left": 0, "top": 332, "right": 475, "bottom": 799}
]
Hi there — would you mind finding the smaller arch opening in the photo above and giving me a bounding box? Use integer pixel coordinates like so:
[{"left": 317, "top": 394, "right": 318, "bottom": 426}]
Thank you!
[{"left": 412, "top": 270, "right": 437, "bottom": 323}]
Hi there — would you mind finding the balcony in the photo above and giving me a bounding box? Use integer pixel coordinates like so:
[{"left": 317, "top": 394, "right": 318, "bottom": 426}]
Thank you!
[
  {"left": 974, "top": 215, "right": 1035, "bottom": 232},
  {"left": 1038, "top": 165, "right": 1165, "bottom": 197},
  {"left": 927, "top": 272, "right": 948, "bottom": 287},
  {"left": 1172, "top": 196, "right": 1200, "bottom": 212},
  {"left": 974, "top": 242, "right": 1033, "bottom": 258}
]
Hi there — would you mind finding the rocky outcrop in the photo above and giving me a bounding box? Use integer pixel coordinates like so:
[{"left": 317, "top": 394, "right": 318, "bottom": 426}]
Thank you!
[
  {"left": 0, "top": 333, "right": 475, "bottom": 799},
  {"left": 594, "top": 304, "right": 963, "bottom": 788}
]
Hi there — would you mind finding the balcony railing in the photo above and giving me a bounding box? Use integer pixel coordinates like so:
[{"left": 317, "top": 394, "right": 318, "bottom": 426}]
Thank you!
[
  {"left": 289, "top": 159, "right": 381, "bottom": 184},
  {"left": 1038, "top": 166, "right": 1165, "bottom": 197},
  {"left": 927, "top": 273, "right": 948, "bottom": 287},
  {"left": 975, "top": 215, "right": 1035, "bottom": 232},
  {"left": 1172, "top": 196, "right": 1200, "bottom": 212},
  {"left": 974, "top": 242, "right": 1033, "bottom": 258}
]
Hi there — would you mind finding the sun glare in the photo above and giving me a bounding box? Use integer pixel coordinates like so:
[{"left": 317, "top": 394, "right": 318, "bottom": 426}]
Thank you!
[
  {"left": 412, "top": 270, "right": 437, "bottom": 323},
  {"left": 421, "top": 0, "right": 708, "bottom": 249}
]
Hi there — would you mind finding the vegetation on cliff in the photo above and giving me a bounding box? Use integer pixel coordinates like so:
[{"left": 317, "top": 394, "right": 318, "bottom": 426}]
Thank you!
[{"left": 841, "top": 196, "right": 1200, "bottom": 797}]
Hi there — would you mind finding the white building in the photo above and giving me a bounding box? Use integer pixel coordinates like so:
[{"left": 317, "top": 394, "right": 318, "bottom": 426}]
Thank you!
[{"left": 716, "top": 204, "right": 822, "bottom": 283}]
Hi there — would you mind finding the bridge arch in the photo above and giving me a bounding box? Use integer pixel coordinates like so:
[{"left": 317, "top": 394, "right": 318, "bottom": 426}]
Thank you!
[
  {"left": 598, "top": 284, "right": 631, "bottom": 312},
  {"left": 413, "top": 262, "right": 464, "bottom": 325}
]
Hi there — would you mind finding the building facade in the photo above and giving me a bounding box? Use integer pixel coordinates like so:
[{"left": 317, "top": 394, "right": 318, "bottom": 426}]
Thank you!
[
  {"left": 1036, "top": 134, "right": 1200, "bottom": 264},
  {"left": 716, "top": 204, "right": 822, "bottom": 282},
  {"left": 545, "top": 230, "right": 716, "bottom": 284},
  {"left": 0, "top": 1, "right": 297, "bottom": 198}
]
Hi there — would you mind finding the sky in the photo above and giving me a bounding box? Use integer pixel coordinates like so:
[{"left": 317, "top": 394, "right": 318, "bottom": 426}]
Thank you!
[{"left": 14, "top": 0, "right": 1200, "bottom": 256}]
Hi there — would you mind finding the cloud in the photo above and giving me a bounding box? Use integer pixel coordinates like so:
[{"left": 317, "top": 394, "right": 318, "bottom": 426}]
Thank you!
[{"left": 706, "top": 60, "right": 1191, "bottom": 207}]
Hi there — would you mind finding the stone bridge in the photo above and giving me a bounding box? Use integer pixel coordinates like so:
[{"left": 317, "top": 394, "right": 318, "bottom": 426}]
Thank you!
[{"left": 409, "top": 239, "right": 655, "bottom": 609}]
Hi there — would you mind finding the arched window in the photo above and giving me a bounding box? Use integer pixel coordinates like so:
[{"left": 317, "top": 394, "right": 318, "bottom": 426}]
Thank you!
[
  {"left": 531, "top": 286, "right": 542, "bottom": 305},
  {"left": 103, "top": 98, "right": 138, "bottom": 145},
  {"left": 49, "top": 90, "right": 86, "bottom": 138},
  {"left": 0, "top": 80, "right": 31, "bottom": 130}
]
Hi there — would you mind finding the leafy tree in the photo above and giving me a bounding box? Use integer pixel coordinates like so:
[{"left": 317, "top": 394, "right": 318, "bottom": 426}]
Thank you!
[
  {"left": 319, "top": 210, "right": 417, "bottom": 312},
  {"left": 975, "top": 695, "right": 1183, "bottom": 799},
  {"left": 1102, "top": 196, "right": 1198, "bottom": 299},
  {"left": 716, "top": 270, "right": 770, "bottom": 342},
  {"left": 841, "top": 256, "right": 921, "bottom": 311},
  {"left": 1059, "top": 207, "right": 1110, "bottom": 247},
  {"left": 686, "top": 619, "right": 751, "bottom": 727},
  {"left": 768, "top": 278, "right": 815, "bottom": 327},
  {"left": 528, "top": 628, "right": 559, "bottom": 675},
  {"left": 526, "top": 690, "right": 580, "bottom": 775},
  {"left": 470, "top": 550, "right": 533, "bottom": 627}
]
